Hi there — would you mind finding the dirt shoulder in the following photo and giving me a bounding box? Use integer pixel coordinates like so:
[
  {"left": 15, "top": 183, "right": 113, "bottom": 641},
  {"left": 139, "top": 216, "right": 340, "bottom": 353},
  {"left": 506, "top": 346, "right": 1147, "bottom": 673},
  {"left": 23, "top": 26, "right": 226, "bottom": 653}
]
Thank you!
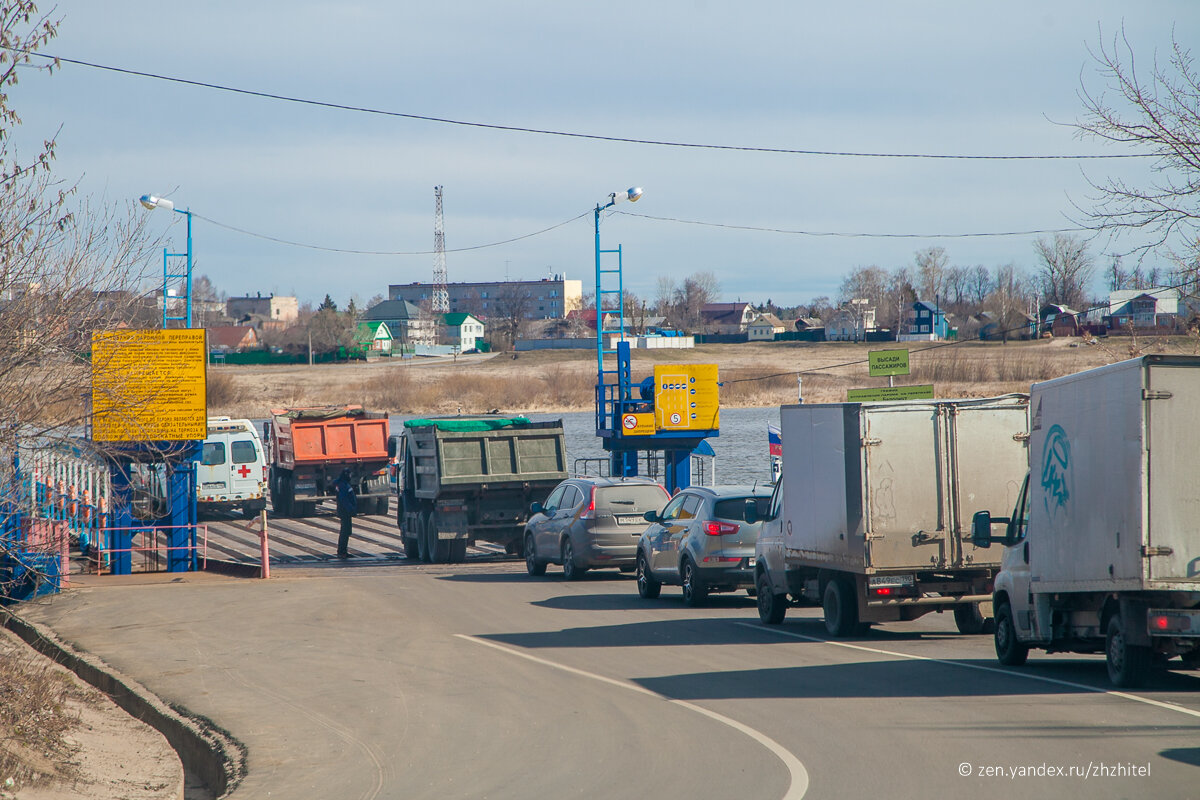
[
  {"left": 206, "top": 338, "right": 1148, "bottom": 420},
  {"left": 0, "top": 627, "right": 184, "bottom": 800}
]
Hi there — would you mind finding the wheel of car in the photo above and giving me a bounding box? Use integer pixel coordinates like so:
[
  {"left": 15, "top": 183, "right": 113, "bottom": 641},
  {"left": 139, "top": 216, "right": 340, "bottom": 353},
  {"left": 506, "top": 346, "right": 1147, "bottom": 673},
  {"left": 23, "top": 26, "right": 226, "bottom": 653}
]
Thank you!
[
  {"left": 525, "top": 534, "right": 546, "bottom": 576},
  {"left": 953, "top": 603, "right": 991, "bottom": 635},
  {"left": 1106, "top": 613, "right": 1151, "bottom": 688},
  {"left": 822, "top": 577, "right": 858, "bottom": 637},
  {"left": 636, "top": 552, "right": 661, "bottom": 599},
  {"left": 757, "top": 571, "right": 787, "bottom": 625},
  {"left": 681, "top": 558, "right": 708, "bottom": 607},
  {"left": 427, "top": 512, "right": 449, "bottom": 563},
  {"left": 561, "top": 539, "right": 587, "bottom": 580},
  {"left": 993, "top": 602, "right": 1029, "bottom": 666}
]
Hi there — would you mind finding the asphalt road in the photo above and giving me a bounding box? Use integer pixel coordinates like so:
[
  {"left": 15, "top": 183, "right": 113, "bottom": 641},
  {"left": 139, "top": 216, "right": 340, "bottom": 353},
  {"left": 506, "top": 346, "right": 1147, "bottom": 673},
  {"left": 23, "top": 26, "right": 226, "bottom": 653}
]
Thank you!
[{"left": 18, "top": 555, "right": 1200, "bottom": 800}]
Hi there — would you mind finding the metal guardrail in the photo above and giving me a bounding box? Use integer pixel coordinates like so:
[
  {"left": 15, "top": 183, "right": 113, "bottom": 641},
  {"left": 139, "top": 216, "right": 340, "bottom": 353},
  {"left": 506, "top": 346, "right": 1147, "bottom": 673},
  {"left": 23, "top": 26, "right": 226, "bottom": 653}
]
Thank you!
[{"left": 572, "top": 453, "right": 714, "bottom": 487}]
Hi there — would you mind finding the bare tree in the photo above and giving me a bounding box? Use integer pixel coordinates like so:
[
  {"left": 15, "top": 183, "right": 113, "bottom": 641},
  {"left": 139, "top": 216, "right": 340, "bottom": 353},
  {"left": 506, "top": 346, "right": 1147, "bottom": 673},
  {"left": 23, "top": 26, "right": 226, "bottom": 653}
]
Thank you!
[
  {"left": 1, "top": 2, "right": 163, "bottom": 594},
  {"left": 966, "top": 265, "right": 992, "bottom": 305},
  {"left": 838, "top": 266, "right": 889, "bottom": 310},
  {"left": 491, "top": 284, "right": 532, "bottom": 350},
  {"left": 1075, "top": 29, "right": 1200, "bottom": 264},
  {"left": 306, "top": 307, "right": 356, "bottom": 355},
  {"left": 914, "top": 247, "right": 950, "bottom": 301},
  {"left": 1034, "top": 233, "right": 1095, "bottom": 308},
  {"left": 986, "top": 264, "right": 1033, "bottom": 343}
]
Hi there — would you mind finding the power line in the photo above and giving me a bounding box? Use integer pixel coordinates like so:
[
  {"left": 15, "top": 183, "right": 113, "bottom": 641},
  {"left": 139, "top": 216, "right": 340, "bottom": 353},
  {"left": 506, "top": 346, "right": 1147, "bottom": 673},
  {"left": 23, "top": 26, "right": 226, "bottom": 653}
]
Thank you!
[
  {"left": 24, "top": 50, "right": 1157, "bottom": 162},
  {"left": 617, "top": 211, "right": 1090, "bottom": 239},
  {"left": 190, "top": 210, "right": 589, "bottom": 255}
]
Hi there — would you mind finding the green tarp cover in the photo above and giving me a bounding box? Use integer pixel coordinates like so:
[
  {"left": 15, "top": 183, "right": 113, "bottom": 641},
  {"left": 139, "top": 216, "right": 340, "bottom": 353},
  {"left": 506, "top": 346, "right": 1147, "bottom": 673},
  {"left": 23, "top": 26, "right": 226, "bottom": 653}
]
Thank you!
[{"left": 403, "top": 417, "right": 531, "bottom": 431}]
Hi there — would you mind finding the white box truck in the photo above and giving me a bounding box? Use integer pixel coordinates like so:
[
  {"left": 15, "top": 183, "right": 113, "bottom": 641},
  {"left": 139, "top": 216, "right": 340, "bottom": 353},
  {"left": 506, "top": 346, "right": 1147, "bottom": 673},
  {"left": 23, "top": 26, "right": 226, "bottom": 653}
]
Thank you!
[
  {"left": 753, "top": 394, "right": 1030, "bottom": 635},
  {"left": 972, "top": 355, "right": 1200, "bottom": 687}
]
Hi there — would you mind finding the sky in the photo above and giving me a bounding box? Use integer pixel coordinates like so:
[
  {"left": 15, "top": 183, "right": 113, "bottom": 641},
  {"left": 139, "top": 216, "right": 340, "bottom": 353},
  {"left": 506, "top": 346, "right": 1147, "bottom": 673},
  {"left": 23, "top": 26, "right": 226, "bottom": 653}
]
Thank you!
[{"left": 11, "top": 2, "right": 1199, "bottom": 310}]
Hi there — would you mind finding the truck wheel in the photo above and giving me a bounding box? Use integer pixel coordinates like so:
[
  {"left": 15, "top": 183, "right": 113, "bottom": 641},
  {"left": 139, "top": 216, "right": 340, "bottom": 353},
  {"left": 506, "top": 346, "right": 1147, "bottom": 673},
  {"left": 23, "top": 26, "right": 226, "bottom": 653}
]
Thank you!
[
  {"left": 417, "top": 512, "right": 432, "bottom": 562},
  {"left": 1106, "top": 614, "right": 1151, "bottom": 688},
  {"left": 757, "top": 571, "right": 787, "bottom": 625},
  {"left": 449, "top": 540, "right": 467, "bottom": 563},
  {"left": 375, "top": 496, "right": 389, "bottom": 516},
  {"left": 993, "top": 602, "right": 1029, "bottom": 666},
  {"left": 561, "top": 539, "right": 587, "bottom": 580},
  {"left": 403, "top": 530, "right": 418, "bottom": 560},
  {"left": 822, "top": 577, "right": 858, "bottom": 637},
  {"left": 525, "top": 534, "right": 546, "bottom": 576},
  {"left": 274, "top": 474, "right": 294, "bottom": 517},
  {"left": 427, "top": 513, "right": 449, "bottom": 563},
  {"left": 636, "top": 552, "right": 660, "bottom": 599},
  {"left": 681, "top": 557, "right": 708, "bottom": 607},
  {"left": 953, "top": 603, "right": 991, "bottom": 635}
]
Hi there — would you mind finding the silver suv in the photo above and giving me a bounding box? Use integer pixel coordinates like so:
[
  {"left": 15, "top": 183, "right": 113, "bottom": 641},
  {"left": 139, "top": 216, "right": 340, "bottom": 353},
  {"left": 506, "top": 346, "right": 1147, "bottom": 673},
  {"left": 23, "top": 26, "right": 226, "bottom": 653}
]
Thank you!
[
  {"left": 525, "top": 477, "right": 670, "bottom": 580},
  {"left": 636, "top": 485, "right": 772, "bottom": 606}
]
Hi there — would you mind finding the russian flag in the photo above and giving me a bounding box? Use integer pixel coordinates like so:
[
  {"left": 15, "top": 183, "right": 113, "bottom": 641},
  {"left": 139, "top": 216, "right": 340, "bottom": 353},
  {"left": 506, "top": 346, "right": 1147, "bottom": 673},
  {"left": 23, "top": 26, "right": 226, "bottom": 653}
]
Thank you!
[{"left": 768, "top": 423, "right": 782, "bottom": 457}]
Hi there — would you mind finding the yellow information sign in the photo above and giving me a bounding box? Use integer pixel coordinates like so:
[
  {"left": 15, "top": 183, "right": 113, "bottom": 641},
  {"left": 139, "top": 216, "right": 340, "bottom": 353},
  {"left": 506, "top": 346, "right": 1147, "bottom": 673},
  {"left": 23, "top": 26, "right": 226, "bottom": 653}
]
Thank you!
[
  {"left": 92, "top": 329, "right": 208, "bottom": 442},
  {"left": 620, "top": 412, "right": 656, "bottom": 436},
  {"left": 654, "top": 364, "right": 719, "bottom": 431}
]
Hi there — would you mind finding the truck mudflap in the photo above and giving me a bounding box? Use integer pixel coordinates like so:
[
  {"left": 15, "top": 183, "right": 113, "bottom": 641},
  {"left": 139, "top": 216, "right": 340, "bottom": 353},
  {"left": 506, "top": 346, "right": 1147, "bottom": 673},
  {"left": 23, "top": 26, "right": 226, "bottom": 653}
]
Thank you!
[{"left": 1147, "top": 608, "right": 1200, "bottom": 637}]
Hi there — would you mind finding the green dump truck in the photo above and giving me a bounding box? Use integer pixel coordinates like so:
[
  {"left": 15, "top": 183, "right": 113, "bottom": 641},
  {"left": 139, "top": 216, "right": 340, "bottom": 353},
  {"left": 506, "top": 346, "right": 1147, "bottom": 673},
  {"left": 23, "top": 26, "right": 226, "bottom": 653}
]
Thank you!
[{"left": 392, "top": 416, "right": 568, "bottom": 563}]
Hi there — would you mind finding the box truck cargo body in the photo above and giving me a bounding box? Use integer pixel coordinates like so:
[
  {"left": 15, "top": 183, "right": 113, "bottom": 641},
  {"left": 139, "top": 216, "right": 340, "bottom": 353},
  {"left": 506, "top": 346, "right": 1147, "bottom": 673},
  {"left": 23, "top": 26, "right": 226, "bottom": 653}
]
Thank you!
[
  {"left": 973, "top": 356, "right": 1200, "bottom": 687},
  {"left": 755, "top": 394, "right": 1029, "bottom": 635}
]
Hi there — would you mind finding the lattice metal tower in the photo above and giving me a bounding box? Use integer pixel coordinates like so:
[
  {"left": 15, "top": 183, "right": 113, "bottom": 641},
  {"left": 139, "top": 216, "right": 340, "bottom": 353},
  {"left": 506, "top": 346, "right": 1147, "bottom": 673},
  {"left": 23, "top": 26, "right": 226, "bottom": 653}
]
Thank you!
[{"left": 431, "top": 185, "right": 450, "bottom": 313}]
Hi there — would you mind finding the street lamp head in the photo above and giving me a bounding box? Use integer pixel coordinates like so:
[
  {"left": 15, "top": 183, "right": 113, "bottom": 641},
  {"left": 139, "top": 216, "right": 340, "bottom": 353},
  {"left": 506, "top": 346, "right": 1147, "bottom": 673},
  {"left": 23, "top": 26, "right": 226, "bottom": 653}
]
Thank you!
[
  {"left": 625, "top": 187, "right": 643, "bottom": 203},
  {"left": 139, "top": 194, "right": 175, "bottom": 212}
]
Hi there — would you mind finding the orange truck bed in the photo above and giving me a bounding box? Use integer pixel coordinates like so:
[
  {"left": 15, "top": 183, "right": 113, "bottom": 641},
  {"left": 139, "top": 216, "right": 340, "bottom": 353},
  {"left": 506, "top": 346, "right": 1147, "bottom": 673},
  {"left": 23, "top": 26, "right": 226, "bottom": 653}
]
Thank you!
[{"left": 269, "top": 406, "right": 389, "bottom": 468}]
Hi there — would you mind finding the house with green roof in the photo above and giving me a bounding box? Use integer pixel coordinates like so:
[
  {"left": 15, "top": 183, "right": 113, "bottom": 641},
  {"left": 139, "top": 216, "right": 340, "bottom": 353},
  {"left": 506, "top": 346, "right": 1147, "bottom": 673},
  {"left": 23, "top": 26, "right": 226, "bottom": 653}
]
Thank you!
[
  {"left": 442, "top": 313, "right": 485, "bottom": 352},
  {"left": 355, "top": 320, "right": 394, "bottom": 355}
]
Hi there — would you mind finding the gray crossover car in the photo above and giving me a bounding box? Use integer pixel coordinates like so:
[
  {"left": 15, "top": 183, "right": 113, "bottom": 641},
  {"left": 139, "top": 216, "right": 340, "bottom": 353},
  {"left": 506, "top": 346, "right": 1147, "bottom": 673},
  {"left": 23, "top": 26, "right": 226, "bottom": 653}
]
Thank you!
[
  {"left": 525, "top": 477, "right": 670, "bottom": 579},
  {"left": 636, "top": 485, "right": 772, "bottom": 606}
]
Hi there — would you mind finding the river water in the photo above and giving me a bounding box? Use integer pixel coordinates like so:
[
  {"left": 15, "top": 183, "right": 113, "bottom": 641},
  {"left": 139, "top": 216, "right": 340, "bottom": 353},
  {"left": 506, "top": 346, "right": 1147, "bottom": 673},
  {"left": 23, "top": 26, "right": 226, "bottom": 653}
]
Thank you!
[{"left": 523, "top": 407, "right": 780, "bottom": 486}]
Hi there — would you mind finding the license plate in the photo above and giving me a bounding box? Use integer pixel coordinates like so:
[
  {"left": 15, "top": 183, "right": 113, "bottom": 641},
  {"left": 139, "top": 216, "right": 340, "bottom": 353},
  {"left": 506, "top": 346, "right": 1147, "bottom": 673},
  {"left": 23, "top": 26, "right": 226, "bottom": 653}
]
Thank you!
[{"left": 616, "top": 515, "right": 644, "bottom": 525}]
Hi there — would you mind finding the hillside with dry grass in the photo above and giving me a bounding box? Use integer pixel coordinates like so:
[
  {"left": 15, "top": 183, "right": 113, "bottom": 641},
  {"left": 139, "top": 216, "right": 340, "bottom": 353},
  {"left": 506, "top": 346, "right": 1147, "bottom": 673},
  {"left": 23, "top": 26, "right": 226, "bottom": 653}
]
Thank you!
[{"left": 205, "top": 337, "right": 1196, "bottom": 419}]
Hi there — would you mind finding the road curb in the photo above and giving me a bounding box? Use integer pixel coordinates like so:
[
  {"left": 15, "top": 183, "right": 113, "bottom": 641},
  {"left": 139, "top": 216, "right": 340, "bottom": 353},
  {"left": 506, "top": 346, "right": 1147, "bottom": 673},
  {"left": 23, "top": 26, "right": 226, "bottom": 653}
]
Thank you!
[
  {"left": 1, "top": 610, "right": 247, "bottom": 799},
  {"left": 202, "top": 557, "right": 264, "bottom": 579}
]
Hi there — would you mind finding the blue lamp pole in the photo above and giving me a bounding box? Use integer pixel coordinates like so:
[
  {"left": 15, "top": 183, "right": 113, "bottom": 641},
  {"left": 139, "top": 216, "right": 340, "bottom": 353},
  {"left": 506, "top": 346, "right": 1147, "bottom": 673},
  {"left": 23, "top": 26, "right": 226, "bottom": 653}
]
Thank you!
[
  {"left": 593, "top": 186, "right": 642, "bottom": 477},
  {"left": 139, "top": 194, "right": 194, "bottom": 328}
]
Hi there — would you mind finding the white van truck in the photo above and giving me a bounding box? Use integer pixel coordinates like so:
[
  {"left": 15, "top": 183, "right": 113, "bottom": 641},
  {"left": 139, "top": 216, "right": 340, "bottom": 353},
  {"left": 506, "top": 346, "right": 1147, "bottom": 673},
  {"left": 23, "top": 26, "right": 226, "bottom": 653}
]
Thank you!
[
  {"left": 197, "top": 417, "right": 268, "bottom": 517},
  {"left": 972, "top": 355, "right": 1200, "bottom": 687}
]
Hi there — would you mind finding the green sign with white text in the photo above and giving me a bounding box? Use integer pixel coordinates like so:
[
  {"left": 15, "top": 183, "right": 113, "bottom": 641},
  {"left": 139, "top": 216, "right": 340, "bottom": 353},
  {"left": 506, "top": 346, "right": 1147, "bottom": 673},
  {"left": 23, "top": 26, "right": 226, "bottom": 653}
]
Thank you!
[
  {"left": 868, "top": 349, "right": 910, "bottom": 377},
  {"left": 847, "top": 384, "right": 934, "bottom": 402}
]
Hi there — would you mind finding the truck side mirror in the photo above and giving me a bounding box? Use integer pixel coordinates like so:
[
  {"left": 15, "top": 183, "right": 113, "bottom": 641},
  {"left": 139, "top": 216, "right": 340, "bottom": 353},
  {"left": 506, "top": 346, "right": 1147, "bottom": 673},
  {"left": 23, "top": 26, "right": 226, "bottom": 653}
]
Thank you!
[
  {"left": 530, "top": 501, "right": 544, "bottom": 515},
  {"left": 387, "top": 436, "right": 397, "bottom": 458},
  {"left": 744, "top": 498, "right": 759, "bottom": 525},
  {"left": 971, "top": 510, "right": 1009, "bottom": 548}
]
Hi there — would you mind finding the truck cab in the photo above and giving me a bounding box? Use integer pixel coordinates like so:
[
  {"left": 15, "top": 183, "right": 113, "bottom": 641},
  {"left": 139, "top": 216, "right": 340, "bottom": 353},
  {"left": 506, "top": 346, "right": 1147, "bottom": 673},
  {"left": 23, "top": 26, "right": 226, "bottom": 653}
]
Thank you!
[{"left": 197, "top": 417, "right": 268, "bottom": 517}]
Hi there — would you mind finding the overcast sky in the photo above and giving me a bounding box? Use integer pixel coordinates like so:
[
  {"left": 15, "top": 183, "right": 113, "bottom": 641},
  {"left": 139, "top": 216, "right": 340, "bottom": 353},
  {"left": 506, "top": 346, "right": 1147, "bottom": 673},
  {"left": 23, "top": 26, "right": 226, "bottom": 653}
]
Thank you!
[{"left": 12, "top": 2, "right": 1199, "bottom": 309}]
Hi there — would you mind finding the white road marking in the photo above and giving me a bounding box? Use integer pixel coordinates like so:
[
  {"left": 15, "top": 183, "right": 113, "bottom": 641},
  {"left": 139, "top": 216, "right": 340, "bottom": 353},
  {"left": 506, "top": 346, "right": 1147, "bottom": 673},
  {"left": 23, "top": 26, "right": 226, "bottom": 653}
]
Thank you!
[
  {"left": 737, "top": 622, "right": 1200, "bottom": 720},
  {"left": 457, "top": 634, "right": 810, "bottom": 800}
]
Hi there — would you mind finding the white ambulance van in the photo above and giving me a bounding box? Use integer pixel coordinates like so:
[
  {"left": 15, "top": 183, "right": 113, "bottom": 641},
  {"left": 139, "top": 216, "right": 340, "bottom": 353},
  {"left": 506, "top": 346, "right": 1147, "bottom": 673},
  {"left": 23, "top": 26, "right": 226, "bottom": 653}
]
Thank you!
[{"left": 197, "top": 417, "right": 268, "bottom": 517}]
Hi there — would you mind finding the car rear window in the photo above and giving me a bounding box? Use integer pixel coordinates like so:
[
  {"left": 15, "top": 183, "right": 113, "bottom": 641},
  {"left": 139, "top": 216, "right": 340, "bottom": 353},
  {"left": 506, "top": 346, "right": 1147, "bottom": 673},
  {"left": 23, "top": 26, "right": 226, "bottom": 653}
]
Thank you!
[
  {"left": 231, "top": 440, "right": 258, "bottom": 464},
  {"left": 201, "top": 442, "right": 226, "bottom": 466},
  {"left": 595, "top": 484, "right": 669, "bottom": 512},
  {"left": 714, "top": 496, "right": 770, "bottom": 522}
]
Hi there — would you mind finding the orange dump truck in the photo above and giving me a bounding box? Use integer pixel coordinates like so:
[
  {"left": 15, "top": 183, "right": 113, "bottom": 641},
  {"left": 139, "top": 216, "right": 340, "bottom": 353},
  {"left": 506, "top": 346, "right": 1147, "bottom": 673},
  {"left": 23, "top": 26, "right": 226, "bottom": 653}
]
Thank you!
[{"left": 264, "top": 405, "right": 391, "bottom": 517}]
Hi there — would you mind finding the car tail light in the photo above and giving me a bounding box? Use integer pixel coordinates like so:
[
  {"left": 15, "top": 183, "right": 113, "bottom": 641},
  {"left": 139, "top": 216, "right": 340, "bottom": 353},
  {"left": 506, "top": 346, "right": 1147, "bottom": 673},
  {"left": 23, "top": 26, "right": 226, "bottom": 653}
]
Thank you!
[
  {"left": 579, "top": 486, "right": 597, "bottom": 520},
  {"left": 704, "top": 520, "right": 739, "bottom": 536},
  {"left": 262, "top": 466, "right": 269, "bottom": 482}
]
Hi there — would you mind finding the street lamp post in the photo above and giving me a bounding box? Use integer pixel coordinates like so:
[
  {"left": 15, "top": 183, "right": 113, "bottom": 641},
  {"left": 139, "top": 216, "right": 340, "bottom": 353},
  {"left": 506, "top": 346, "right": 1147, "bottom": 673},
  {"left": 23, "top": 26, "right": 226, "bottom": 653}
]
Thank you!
[
  {"left": 139, "top": 195, "right": 194, "bottom": 328},
  {"left": 593, "top": 187, "right": 642, "bottom": 477}
]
